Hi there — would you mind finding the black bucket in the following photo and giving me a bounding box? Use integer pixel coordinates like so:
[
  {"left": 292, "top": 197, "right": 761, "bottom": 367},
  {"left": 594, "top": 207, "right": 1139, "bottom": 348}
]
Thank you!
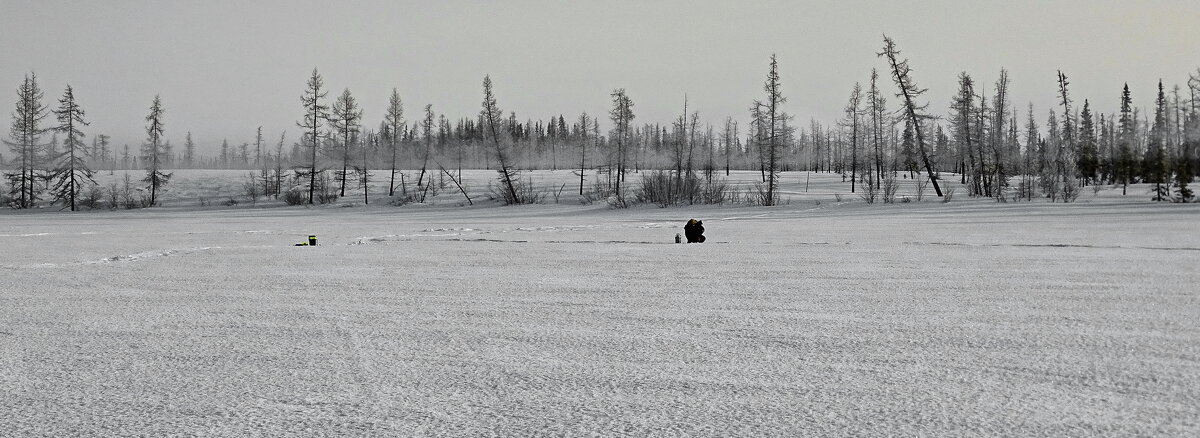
[{"left": 308, "top": 235, "right": 317, "bottom": 246}]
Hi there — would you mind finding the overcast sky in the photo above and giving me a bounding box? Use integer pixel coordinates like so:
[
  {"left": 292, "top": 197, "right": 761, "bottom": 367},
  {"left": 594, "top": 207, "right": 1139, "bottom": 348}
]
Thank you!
[{"left": 3, "top": 0, "right": 1198, "bottom": 154}]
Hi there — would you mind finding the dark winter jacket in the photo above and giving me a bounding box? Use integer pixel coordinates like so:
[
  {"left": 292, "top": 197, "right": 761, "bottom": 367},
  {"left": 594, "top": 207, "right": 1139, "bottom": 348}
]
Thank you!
[{"left": 684, "top": 219, "right": 705, "bottom": 243}]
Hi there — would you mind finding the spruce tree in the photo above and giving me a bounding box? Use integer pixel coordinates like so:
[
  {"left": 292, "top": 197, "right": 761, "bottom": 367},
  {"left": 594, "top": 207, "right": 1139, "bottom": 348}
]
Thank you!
[
  {"left": 183, "top": 131, "right": 195, "bottom": 168},
  {"left": 900, "top": 117, "right": 917, "bottom": 180},
  {"left": 1117, "top": 84, "right": 1136, "bottom": 195},
  {"left": 1078, "top": 100, "right": 1098, "bottom": 185},
  {"left": 1147, "top": 81, "right": 1170, "bottom": 201}
]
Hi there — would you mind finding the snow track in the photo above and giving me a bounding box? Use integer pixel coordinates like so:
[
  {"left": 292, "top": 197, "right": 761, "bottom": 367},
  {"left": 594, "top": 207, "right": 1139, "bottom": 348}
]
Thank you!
[{"left": 2, "top": 199, "right": 1198, "bottom": 435}]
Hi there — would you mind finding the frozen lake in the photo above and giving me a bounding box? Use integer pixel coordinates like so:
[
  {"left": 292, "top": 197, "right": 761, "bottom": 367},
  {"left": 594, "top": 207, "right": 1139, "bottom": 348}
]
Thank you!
[{"left": 2, "top": 171, "right": 1198, "bottom": 435}]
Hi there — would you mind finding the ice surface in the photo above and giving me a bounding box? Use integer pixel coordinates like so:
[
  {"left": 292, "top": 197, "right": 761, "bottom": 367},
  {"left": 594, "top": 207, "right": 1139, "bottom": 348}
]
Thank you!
[{"left": 1, "top": 171, "right": 1198, "bottom": 435}]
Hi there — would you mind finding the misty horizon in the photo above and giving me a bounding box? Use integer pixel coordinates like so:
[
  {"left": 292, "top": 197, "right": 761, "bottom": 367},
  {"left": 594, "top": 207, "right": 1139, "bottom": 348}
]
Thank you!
[{"left": 3, "top": 0, "right": 1199, "bottom": 156}]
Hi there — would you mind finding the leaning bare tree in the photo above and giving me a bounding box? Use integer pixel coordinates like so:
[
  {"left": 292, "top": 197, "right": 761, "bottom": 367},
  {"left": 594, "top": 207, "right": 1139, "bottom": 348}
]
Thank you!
[
  {"left": 879, "top": 35, "right": 943, "bottom": 197},
  {"left": 481, "top": 75, "right": 523, "bottom": 204}
]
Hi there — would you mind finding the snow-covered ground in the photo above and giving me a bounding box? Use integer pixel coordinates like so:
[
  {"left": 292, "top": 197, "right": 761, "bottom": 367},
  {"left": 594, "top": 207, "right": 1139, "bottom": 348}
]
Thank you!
[{"left": 1, "top": 171, "right": 1198, "bottom": 435}]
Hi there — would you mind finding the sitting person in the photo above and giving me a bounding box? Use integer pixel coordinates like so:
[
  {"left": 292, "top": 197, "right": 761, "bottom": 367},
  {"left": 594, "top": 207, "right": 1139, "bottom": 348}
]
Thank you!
[{"left": 684, "top": 219, "right": 705, "bottom": 243}]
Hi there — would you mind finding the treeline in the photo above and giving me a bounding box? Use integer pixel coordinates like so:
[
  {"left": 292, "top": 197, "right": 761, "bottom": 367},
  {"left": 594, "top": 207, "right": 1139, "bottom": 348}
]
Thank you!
[{"left": 5, "top": 36, "right": 1199, "bottom": 209}]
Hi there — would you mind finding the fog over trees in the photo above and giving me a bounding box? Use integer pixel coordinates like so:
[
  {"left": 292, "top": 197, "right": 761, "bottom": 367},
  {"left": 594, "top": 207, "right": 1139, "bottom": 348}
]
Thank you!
[{"left": 4, "top": 37, "right": 1199, "bottom": 209}]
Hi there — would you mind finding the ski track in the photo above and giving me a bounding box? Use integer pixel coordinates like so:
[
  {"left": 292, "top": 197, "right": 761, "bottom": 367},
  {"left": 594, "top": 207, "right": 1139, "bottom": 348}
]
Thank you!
[{"left": 86, "top": 247, "right": 221, "bottom": 264}]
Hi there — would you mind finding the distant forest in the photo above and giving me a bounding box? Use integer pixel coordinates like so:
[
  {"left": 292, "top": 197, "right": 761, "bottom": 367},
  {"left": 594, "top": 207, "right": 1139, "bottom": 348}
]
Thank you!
[{"left": 5, "top": 36, "right": 1199, "bottom": 209}]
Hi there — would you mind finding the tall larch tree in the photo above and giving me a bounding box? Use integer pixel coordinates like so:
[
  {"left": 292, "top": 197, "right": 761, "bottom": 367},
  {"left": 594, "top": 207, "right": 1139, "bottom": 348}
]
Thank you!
[
  {"left": 297, "top": 68, "right": 329, "bottom": 204},
  {"left": 609, "top": 88, "right": 634, "bottom": 206},
  {"left": 753, "top": 54, "right": 788, "bottom": 205},
  {"left": 182, "top": 131, "right": 195, "bottom": 168},
  {"left": 880, "top": 35, "right": 943, "bottom": 196},
  {"left": 481, "top": 75, "right": 522, "bottom": 204},
  {"left": 50, "top": 85, "right": 95, "bottom": 211},
  {"left": 330, "top": 88, "right": 362, "bottom": 198},
  {"left": 843, "top": 83, "right": 864, "bottom": 192},
  {"left": 577, "top": 112, "right": 589, "bottom": 195},
  {"left": 383, "top": 88, "right": 404, "bottom": 196},
  {"left": 4, "top": 73, "right": 49, "bottom": 208},
  {"left": 142, "top": 95, "right": 171, "bottom": 206}
]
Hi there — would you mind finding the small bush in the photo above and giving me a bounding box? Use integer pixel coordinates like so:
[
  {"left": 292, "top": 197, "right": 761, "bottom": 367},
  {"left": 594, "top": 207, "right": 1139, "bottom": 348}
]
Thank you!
[
  {"left": 283, "top": 188, "right": 306, "bottom": 206},
  {"left": 943, "top": 186, "right": 956, "bottom": 203},
  {"left": 1061, "top": 178, "right": 1081, "bottom": 203},
  {"left": 915, "top": 178, "right": 929, "bottom": 201},
  {"left": 80, "top": 185, "right": 105, "bottom": 210},
  {"left": 243, "top": 172, "right": 261, "bottom": 206},
  {"left": 860, "top": 182, "right": 879, "bottom": 204},
  {"left": 881, "top": 174, "right": 899, "bottom": 204},
  {"left": 317, "top": 191, "right": 338, "bottom": 204},
  {"left": 489, "top": 175, "right": 541, "bottom": 205}
]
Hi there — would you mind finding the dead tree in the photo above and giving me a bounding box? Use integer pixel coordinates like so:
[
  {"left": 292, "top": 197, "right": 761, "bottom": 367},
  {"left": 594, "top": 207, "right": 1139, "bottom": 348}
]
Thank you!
[
  {"left": 843, "top": 83, "right": 864, "bottom": 193},
  {"left": 752, "top": 54, "right": 788, "bottom": 205},
  {"left": 481, "top": 75, "right": 522, "bottom": 204},
  {"left": 384, "top": 88, "right": 404, "bottom": 196},
  {"left": 142, "top": 95, "right": 171, "bottom": 206},
  {"left": 297, "top": 68, "right": 329, "bottom": 204},
  {"left": 50, "top": 85, "right": 95, "bottom": 211},
  {"left": 879, "top": 35, "right": 943, "bottom": 197}
]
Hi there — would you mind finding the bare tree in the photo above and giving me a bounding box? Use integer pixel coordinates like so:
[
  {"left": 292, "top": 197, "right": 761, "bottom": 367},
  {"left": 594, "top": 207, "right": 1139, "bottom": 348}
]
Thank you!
[
  {"left": 142, "top": 95, "right": 171, "bottom": 206},
  {"left": 330, "top": 88, "right": 362, "bottom": 198},
  {"left": 95, "top": 134, "right": 111, "bottom": 175},
  {"left": 481, "top": 75, "right": 523, "bottom": 204},
  {"left": 417, "top": 104, "right": 434, "bottom": 189},
  {"left": 868, "top": 68, "right": 886, "bottom": 188},
  {"left": 752, "top": 54, "right": 789, "bottom": 205},
  {"left": 383, "top": 88, "right": 404, "bottom": 196},
  {"left": 577, "top": 112, "right": 589, "bottom": 195},
  {"left": 842, "top": 83, "right": 864, "bottom": 193},
  {"left": 4, "top": 73, "right": 49, "bottom": 208},
  {"left": 297, "top": 68, "right": 329, "bottom": 204},
  {"left": 609, "top": 88, "right": 634, "bottom": 206},
  {"left": 182, "top": 131, "right": 195, "bottom": 168},
  {"left": 50, "top": 85, "right": 95, "bottom": 211},
  {"left": 879, "top": 35, "right": 943, "bottom": 196},
  {"left": 254, "top": 126, "right": 264, "bottom": 168},
  {"left": 722, "top": 117, "right": 737, "bottom": 176}
]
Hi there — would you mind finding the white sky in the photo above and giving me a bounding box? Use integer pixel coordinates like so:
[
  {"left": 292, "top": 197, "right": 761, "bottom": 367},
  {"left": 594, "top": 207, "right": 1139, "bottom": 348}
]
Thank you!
[{"left": 2, "top": 0, "right": 1199, "bottom": 153}]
